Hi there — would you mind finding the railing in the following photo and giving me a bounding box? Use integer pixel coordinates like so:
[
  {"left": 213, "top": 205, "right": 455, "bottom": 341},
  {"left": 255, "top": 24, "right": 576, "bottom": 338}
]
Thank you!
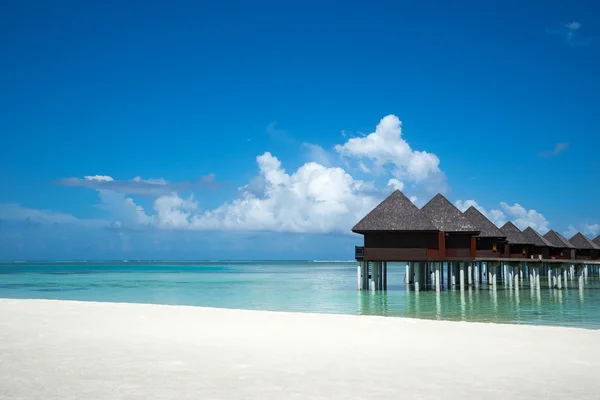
[{"left": 355, "top": 246, "right": 364, "bottom": 259}]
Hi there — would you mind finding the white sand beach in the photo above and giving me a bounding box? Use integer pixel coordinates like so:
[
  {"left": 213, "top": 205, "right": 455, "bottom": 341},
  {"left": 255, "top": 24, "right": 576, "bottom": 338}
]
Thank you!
[{"left": 1, "top": 299, "right": 599, "bottom": 399}]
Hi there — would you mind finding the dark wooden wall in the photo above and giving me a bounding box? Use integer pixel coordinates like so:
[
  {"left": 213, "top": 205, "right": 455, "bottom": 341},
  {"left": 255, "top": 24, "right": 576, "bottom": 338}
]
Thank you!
[{"left": 364, "top": 232, "right": 439, "bottom": 249}]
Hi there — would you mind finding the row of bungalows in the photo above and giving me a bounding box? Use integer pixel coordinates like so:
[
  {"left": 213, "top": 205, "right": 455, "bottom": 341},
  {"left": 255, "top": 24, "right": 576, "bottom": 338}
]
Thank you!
[{"left": 353, "top": 190, "right": 600, "bottom": 262}]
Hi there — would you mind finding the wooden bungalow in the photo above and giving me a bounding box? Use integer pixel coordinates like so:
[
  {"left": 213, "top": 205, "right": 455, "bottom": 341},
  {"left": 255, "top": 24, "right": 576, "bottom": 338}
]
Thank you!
[
  {"left": 499, "top": 222, "right": 534, "bottom": 258},
  {"left": 569, "top": 233, "right": 600, "bottom": 260},
  {"left": 594, "top": 234, "right": 600, "bottom": 249},
  {"left": 543, "top": 230, "right": 576, "bottom": 259},
  {"left": 420, "top": 194, "right": 480, "bottom": 260},
  {"left": 462, "top": 206, "right": 506, "bottom": 258},
  {"left": 352, "top": 190, "right": 441, "bottom": 261},
  {"left": 522, "top": 227, "right": 555, "bottom": 260}
]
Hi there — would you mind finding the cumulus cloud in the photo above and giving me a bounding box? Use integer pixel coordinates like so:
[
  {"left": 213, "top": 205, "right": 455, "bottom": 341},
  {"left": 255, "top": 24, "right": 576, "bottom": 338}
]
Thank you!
[
  {"left": 454, "top": 199, "right": 550, "bottom": 232},
  {"left": 386, "top": 179, "right": 404, "bottom": 191},
  {"left": 454, "top": 199, "right": 506, "bottom": 227},
  {"left": 500, "top": 202, "right": 550, "bottom": 233},
  {"left": 190, "top": 152, "right": 380, "bottom": 233},
  {"left": 76, "top": 152, "right": 380, "bottom": 234},
  {"left": 55, "top": 174, "right": 220, "bottom": 195},
  {"left": 334, "top": 115, "right": 448, "bottom": 195}
]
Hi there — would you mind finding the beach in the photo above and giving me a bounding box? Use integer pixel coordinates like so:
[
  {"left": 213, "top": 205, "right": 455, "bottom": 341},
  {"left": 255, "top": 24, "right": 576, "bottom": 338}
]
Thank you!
[{"left": 1, "top": 299, "right": 599, "bottom": 399}]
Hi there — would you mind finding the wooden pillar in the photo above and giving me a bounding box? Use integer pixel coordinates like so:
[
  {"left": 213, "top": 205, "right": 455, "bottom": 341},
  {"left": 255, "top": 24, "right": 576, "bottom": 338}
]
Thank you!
[
  {"left": 405, "top": 263, "right": 410, "bottom": 284},
  {"left": 467, "top": 263, "right": 473, "bottom": 286},
  {"left": 383, "top": 262, "right": 387, "bottom": 290},
  {"left": 357, "top": 263, "right": 362, "bottom": 291},
  {"left": 415, "top": 262, "right": 423, "bottom": 292},
  {"left": 459, "top": 262, "right": 465, "bottom": 291},
  {"left": 435, "top": 262, "right": 441, "bottom": 292},
  {"left": 563, "top": 268, "right": 568, "bottom": 289},
  {"left": 474, "top": 263, "right": 479, "bottom": 287}
]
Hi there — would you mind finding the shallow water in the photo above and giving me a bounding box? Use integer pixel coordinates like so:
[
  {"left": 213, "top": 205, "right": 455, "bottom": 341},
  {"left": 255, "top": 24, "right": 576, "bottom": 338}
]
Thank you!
[{"left": 1, "top": 261, "right": 599, "bottom": 329}]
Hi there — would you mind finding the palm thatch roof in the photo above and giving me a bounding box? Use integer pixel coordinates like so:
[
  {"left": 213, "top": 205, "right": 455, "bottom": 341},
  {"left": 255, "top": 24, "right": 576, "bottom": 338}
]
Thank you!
[
  {"left": 594, "top": 234, "right": 600, "bottom": 247},
  {"left": 499, "top": 222, "right": 532, "bottom": 245},
  {"left": 352, "top": 190, "right": 438, "bottom": 232},
  {"left": 543, "top": 230, "right": 575, "bottom": 249},
  {"left": 522, "top": 227, "right": 555, "bottom": 247},
  {"left": 569, "top": 232, "right": 600, "bottom": 250},
  {"left": 462, "top": 206, "right": 506, "bottom": 238},
  {"left": 420, "top": 194, "right": 479, "bottom": 233}
]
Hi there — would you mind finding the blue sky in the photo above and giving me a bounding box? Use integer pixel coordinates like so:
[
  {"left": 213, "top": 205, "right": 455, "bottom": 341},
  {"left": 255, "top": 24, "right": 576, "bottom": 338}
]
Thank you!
[{"left": 1, "top": 0, "right": 599, "bottom": 260}]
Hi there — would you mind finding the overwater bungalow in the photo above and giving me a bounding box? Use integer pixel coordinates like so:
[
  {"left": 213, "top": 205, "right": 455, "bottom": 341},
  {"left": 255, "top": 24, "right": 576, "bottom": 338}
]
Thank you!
[
  {"left": 569, "top": 233, "right": 600, "bottom": 260},
  {"left": 420, "top": 194, "right": 480, "bottom": 260},
  {"left": 499, "top": 222, "right": 533, "bottom": 258},
  {"left": 351, "top": 190, "right": 440, "bottom": 261},
  {"left": 462, "top": 206, "right": 506, "bottom": 258},
  {"left": 543, "top": 230, "right": 576, "bottom": 259},
  {"left": 522, "top": 227, "right": 554, "bottom": 260},
  {"left": 593, "top": 234, "right": 600, "bottom": 249}
]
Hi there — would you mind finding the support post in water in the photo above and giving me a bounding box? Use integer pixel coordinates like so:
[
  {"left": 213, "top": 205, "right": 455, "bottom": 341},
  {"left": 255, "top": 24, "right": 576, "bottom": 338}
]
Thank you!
[
  {"left": 467, "top": 263, "right": 472, "bottom": 286},
  {"left": 435, "top": 262, "right": 441, "bottom": 292}
]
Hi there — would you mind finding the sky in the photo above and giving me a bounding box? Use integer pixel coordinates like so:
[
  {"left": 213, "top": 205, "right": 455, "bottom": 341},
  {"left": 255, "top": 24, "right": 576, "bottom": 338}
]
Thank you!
[{"left": 1, "top": 0, "right": 599, "bottom": 260}]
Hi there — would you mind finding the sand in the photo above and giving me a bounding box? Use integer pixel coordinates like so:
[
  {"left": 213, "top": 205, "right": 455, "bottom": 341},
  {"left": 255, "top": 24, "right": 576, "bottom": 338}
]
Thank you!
[{"left": 0, "top": 299, "right": 599, "bottom": 399}]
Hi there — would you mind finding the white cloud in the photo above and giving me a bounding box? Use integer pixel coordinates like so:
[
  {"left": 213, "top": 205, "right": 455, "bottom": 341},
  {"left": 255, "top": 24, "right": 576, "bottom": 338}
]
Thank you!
[
  {"left": 454, "top": 199, "right": 506, "bottom": 227},
  {"left": 334, "top": 115, "right": 447, "bottom": 194},
  {"left": 95, "top": 190, "right": 153, "bottom": 226},
  {"left": 564, "top": 223, "right": 600, "bottom": 239},
  {"left": 500, "top": 202, "right": 549, "bottom": 233},
  {"left": 302, "top": 143, "right": 331, "bottom": 166},
  {"left": 153, "top": 194, "right": 198, "bottom": 228},
  {"left": 455, "top": 199, "right": 549, "bottom": 232},
  {"left": 190, "top": 152, "right": 379, "bottom": 233},
  {"left": 386, "top": 179, "right": 404, "bottom": 191},
  {"left": 85, "top": 175, "right": 114, "bottom": 182},
  {"left": 56, "top": 174, "right": 219, "bottom": 195}
]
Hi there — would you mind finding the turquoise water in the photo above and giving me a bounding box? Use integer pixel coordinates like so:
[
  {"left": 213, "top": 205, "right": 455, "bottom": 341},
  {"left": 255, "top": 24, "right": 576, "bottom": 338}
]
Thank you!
[{"left": 1, "top": 261, "right": 599, "bottom": 329}]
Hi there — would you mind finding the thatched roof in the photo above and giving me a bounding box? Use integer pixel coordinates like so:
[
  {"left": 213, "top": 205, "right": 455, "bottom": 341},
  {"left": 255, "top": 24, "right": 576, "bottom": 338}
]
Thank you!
[
  {"left": 352, "top": 190, "right": 438, "bottom": 232},
  {"left": 462, "top": 206, "right": 506, "bottom": 238},
  {"left": 569, "top": 232, "right": 600, "bottom": 250},
  {"left": 420, "top": 194, "right": 479, "bottom": 233},
  {"left": 543, "top": 230, "right": 575, "bottom": 249},
  {"left": 522, "top": 227, "right": 555, "bottom": 247},
  {"left": 594, "top": 234, "right": 600, "bottom": 247},
  {"left": 499, "top": 222, "right": 532, "bottom": 245}
]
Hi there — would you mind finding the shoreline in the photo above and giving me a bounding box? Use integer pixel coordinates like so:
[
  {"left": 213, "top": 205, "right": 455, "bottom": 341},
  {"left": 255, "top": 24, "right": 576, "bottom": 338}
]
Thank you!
[
  {"left": 2, "top": 297, "right": 599, "bottom": 332},
  {"left": 1, "top": 299, "right": 600, "bottom": 399},
  {"left": 2, "top": 296, "right": 599, "bottom": 331}
]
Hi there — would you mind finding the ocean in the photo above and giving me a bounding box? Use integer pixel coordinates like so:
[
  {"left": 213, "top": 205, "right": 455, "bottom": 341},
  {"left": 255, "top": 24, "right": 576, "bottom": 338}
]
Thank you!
[{"left": 1, "top": 260, "right": 599, "bottom": 329}]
